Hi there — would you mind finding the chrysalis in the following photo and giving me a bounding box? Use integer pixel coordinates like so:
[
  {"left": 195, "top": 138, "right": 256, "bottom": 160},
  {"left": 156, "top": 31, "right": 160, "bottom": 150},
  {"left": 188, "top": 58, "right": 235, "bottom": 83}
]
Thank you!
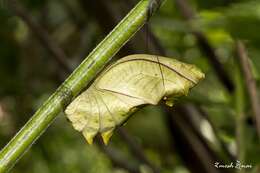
[{"left": 65, "top": 54, "right": 204, "bottom": 144}]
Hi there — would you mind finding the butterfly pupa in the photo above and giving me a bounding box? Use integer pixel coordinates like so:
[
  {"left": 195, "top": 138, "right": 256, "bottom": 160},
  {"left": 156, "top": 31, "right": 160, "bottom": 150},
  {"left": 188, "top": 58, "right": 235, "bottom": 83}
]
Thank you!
[{"left": 65, "top": 54, "right": 205, "bottom": 144}]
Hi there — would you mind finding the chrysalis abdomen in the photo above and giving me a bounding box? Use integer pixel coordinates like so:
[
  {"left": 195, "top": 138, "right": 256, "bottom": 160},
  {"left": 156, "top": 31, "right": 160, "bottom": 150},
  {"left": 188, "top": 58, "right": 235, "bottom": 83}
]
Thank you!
[{"left": 65, "top": 54, "right": 204, "bottom": 144}]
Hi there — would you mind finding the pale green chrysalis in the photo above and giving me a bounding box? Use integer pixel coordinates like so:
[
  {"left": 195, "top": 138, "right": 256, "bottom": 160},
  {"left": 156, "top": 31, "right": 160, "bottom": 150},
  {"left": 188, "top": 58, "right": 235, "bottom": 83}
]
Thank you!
[{"left": 65, "top": 54, "right": 205, "bottom": 144}]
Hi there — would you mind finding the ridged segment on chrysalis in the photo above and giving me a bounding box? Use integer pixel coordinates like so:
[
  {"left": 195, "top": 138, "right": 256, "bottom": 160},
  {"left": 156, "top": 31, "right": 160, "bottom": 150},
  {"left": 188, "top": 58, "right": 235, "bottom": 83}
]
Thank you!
[{"left": 65, "top": 54, "right": 205, "bottom": 145}]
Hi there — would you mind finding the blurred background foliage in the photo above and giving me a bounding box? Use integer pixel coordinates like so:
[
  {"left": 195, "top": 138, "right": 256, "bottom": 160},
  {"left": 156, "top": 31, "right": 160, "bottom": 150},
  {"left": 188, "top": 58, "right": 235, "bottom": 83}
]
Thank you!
[{"left": 0, "top": 0, "right": 260, "bottom": 173}]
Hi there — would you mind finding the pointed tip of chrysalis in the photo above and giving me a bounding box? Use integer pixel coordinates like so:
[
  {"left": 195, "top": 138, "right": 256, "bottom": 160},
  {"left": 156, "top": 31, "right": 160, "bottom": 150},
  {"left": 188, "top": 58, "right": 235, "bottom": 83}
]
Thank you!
[
  {"left": 83, "top": 129, "right": 97, "bottom": 145},
  {"left": 101, "top": 129, "right": 114, "bottom": 145}
]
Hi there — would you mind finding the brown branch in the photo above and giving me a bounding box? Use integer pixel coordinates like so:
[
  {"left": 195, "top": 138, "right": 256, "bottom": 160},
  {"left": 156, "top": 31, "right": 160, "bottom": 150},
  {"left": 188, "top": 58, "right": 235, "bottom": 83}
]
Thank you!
[
  {"left": 236, "top": 41, "right": 260, "bottom": 139},
  {"left": 174, "top": 0, "right": 234, "bottom": 92},
  {"left": 7, "top": 0, "right": 72, "bottom": 72}
]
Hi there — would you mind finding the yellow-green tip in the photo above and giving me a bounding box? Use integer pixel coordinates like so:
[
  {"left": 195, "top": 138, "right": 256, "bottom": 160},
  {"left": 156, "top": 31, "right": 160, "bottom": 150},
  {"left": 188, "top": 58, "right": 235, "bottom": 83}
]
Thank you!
[
  {"left": 101, "top": 129, "right": 114, "bottom": 145},
  {"left": 83, "top": 130, "right": 97, "bottom": 145}
]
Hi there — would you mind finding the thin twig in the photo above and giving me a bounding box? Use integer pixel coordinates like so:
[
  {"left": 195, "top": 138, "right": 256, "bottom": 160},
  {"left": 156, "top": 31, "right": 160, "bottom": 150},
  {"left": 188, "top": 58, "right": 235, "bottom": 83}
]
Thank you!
[
  {"left": 174, "top": 0, "right": 234, "bottom": 92},
  {"left": 236, "top": 41, "right": 260, "bottom": 139}
]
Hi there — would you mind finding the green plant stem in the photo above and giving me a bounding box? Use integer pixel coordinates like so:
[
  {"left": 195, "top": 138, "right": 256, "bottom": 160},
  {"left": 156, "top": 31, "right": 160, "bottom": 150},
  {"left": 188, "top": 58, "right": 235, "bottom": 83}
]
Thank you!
[{"left": 0, "top": 0, "right": 164, "bottom": 172}]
